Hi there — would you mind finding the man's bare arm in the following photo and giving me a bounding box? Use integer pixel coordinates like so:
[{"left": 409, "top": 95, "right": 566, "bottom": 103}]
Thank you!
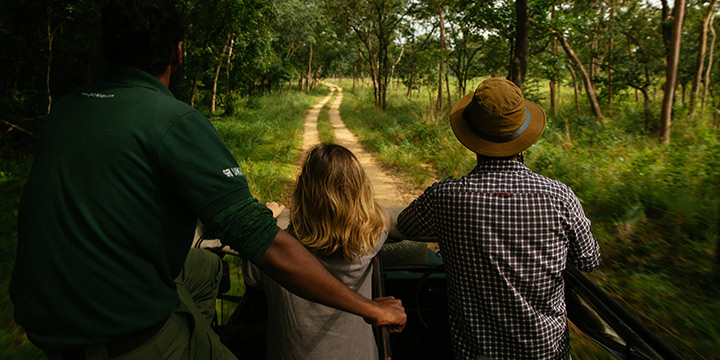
[{"left": 255, "top": 229, "right": 407, "bottom": 332}]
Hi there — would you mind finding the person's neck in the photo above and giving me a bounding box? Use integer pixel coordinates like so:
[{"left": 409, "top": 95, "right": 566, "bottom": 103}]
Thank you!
[
  {"left": 476, "top": 153, "right": 518, "bottom": 165},
  {"left": 156, "top": 65, "right": 172, "bottom": 88}
]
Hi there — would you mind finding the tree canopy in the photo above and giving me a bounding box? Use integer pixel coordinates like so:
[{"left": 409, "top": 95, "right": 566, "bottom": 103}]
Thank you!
[{"left": 2, "top": 0, "right": 719, "bottom": 156}]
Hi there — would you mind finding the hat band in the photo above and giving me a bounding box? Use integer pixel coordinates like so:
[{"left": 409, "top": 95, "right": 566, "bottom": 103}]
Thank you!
[{"left": 464, "top": 106, "right": 531, "bottom": 143}]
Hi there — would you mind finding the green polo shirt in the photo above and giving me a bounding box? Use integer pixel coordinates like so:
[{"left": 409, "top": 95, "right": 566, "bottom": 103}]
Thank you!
[{"left": 10, "top": 65, "right": 277, "bottom": 350}]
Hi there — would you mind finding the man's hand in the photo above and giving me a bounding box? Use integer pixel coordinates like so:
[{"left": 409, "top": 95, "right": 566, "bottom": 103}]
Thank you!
[
  {"left": 264, "top": 201, "right": 285, "bottom": 219},
  {"left": 364, "top": 296, "right": 407, "bottom": 333}
]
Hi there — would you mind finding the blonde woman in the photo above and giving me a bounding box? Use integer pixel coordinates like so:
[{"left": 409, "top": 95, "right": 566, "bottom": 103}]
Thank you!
[{"left": 241, "top": 143, "right": 391, "bottom": 360}]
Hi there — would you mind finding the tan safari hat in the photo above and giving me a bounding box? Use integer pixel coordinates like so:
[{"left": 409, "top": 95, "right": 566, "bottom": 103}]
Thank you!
[{"left": 450, "top": 77, "right": 546, "bottom": 157}]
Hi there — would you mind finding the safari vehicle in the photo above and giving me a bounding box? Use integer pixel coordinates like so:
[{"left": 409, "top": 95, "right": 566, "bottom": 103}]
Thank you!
[{"left": 202, "top": 207, "right": 685, "bottom": 360}]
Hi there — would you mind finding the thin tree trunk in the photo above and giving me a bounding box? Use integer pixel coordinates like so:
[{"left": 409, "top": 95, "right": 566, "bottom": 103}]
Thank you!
[
  {"left": 407, "top": 64, "right": 415, "bottom": 99},
  {"left": 306, "top": 44, "right": 313, "bottom": 94},
  {"left": 45, "top": 15, "right": 53, "bottom": 115},
  {"left": 703, "top": 16, "right": 716, "bottom": 108},
  {"left": 608, "top": 4, "right": 614, "bottom": 108},
  {"left": 361, "top": 61, "right": 366, "bottom": 92},
  {"left": 661, "top": 0, "right": 673, "bottom": 57},
  {"left": 390, "top": 47, "right": 405, "bottom": 90},
  {"left": 190, "top": 74, "right": 199, "bottom": 107},
  {"left": 567, "top": 64, "right": 580, "bottom": 115},
  {"left": 225, "top": 36, "right": 235, "bottom": 114},
  {"left": 689, "top": 0, "right": 717, "bottom": 117},
  {"left": 660, "top": 0, "right": 687, "bottom": 145},
  {"left": 211, "top": 34, "right": 231, "bottom": 114},
  {"left": 640, "top": 87, "right": 652, "bottom": 130},
  {"left": 509, "top": 0, "right": 529, "bottom": 90},
  {"left": 434, "top": 2, "right": 447, "bottom": 111},
  {"left": 559, "top": 35, "right": 603, "bottom": 121},
  {"left": 445, "top": 67, "right": 451, "bottom": 109},
  {"left": 353, "top": 64, "right": 357, "bottom": 92},
  {"left": 550, "top": 8, "right": 558, "bottom": 117}
]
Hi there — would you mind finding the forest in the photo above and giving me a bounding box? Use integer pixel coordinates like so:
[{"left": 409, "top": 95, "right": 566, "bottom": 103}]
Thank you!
[{"left": 1, "top": 0, "right": 719, "bottom": 359}]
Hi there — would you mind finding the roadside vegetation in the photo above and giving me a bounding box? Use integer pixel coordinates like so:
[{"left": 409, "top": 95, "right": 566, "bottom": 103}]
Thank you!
[
  {"left": 317, "top": 94, "right": 337, "bottom": 144},
  {"left": 336, "top": 78, "right": 720, "bottom": 359},
  {"left": 3, "top": 0, "right": 720, "bottom": 358}
]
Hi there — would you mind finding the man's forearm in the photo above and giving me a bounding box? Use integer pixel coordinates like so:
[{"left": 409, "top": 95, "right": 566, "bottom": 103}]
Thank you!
[{"left": 254, "top": 229, "right": 405, "bottom": 329}]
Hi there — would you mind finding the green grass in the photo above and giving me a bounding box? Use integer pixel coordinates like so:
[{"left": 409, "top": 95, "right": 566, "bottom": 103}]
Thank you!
[
  {"left": 335, "top": 78, "right": 475, "bottom": 189},
  {"left": 3, "top": 78, "right": 718, "bottom": 359},
  {"left": 317, "top": 93, "right": 336, "bottom": 144},
  {"left": 211, "top": 87, "right": 327, "bottom": 322},
  {"left": 333, "top": 77, "right": 720, "bottom": 359}
]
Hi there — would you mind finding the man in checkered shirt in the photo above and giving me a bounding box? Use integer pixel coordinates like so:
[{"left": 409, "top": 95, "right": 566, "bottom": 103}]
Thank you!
[{"left": 397, "top": 78, "right": 601, "bottom": 359}]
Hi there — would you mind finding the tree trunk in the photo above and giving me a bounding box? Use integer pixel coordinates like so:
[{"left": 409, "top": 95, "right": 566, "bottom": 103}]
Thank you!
[
  {"left": 361, "top": 60, "right": 366, "bottom": 92},
  {"left": 407, "top": 64, "right": 415, "bottom": 99},
  {"left": 660, "top": 0, "right": 687, "bottom": 145},
  {"left": 390, "top": 47, "right": 405, "bottom": 90},
  {"left": 431, "top": 1, "right": 447, "bottom": 111},
  {"left": 689, "top": 0, "right": 717, "bottom": 117},
  {"left": 211, "top": 34, "right": 231, "bottom": 114},
  {"left": 508, "top": 0, "right": 529, "bottom": 90},
  {"left": 225, "top": 36, "right": 235, "bottom": 115},
  {"left": 661, "top": 0, "right": 673, "bottom": 58},
  {"left": 703, "top": 16, "right": 716, "bottom": 108},
  {"left": 559, "top": 35, "right": 603, "bottom": 121},
  {"left": 550, "top": 8, "right": 558, "bottom": 117},
  {"left": 306, "top": 44, "right": 313, "bottom": 94},
  {"left": 190, "top": 73, "right": 199, "bottom": 107},
  {"left": 608, "top": 4, "right": 614, "bottom": 108},
  {"left": 640, "top": 87, "right": 652, "bottom": 130},
  {"left": 45, "top": 15, "right": 54, "bottom": 115},
  {"left": 567, "top": 64, "right": 580, "bottom": 115}
]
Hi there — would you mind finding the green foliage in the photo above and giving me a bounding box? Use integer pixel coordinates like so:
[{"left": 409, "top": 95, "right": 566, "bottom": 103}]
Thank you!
[
  {"left": 0, "top": 161, "right": 42, "bottom": 359},
  {"left": 339, "top": 79, "right": 475, "bottom": 188},
  {"left": 338, "top": 77, "right": 719, "bottom": 359},
  {"left": 213, "top": 89, "right": 322, "bottom": 202}
]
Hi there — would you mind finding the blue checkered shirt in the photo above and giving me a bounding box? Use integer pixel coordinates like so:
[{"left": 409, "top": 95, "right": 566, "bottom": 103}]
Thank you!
[{"left": 398, "top": 160, "right": 601, "bottom": 359}]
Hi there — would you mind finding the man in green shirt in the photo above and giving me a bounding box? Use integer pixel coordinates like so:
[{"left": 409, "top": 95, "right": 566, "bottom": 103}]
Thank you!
[{"left": 10, "top": 1, "right": 405, "bottom": 359}]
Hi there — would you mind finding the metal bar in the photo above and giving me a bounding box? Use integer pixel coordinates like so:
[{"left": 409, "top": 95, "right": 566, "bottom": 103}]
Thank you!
[{"left": 372, "top": 255, "right": 393, "bottom": 360}]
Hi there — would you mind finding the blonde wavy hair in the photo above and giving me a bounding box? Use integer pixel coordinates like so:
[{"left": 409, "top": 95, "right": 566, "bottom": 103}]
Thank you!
[{"left": 288, "top": 144, "right": 385, "bottom": 261}]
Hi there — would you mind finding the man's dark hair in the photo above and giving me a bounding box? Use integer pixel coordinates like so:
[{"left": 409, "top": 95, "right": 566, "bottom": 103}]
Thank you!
[{"left": 102, "top": 0, "right": 185, "bottom": 76}]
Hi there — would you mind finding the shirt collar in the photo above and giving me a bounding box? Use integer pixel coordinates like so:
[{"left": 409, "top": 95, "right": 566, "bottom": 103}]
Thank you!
[
  {"left": 104, "top": 64, "right": 174, "bottom": 98},
  {"left": 471, "top": 159, "right": 530, "bottom": 174}
]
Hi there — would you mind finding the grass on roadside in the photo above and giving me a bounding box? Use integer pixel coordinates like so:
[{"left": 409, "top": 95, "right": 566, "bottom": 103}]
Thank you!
[
  {"left": 317, "top": 94, "right": 336, "bottom": 144},
  {"left": 333, "top": 77, "right": 720, "bottom": 359},
  {"left": 212, "top": 86, "right": 328, "bottom": 322}
]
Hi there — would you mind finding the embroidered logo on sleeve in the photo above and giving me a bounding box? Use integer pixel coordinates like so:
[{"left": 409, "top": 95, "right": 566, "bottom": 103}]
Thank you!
[{"left": 222, "top": 167, "right": 244, "bottom": 177}]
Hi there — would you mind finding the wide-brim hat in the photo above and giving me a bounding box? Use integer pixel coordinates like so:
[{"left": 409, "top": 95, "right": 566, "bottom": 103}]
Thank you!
[{"left": 450, "top": 77, "right": 546, "bottom": 157}]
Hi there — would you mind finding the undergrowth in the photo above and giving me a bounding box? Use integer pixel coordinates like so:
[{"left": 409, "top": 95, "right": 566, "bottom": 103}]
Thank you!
[{"left": 336, "top": 78, "right": 720, "bottom": 359}]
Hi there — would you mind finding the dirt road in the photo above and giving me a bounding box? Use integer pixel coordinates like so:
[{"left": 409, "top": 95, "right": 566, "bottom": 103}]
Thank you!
[
  {"left": 309, "top": 83, "right": 423, "bottom": 208},
  {"left": 274, "top": 83, "right": 426, "bottom": 229}
]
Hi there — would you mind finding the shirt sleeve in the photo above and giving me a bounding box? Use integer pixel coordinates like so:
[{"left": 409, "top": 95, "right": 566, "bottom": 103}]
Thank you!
[
  {"left": 156, "top": 110, "right": 253, "bottom": 222},
  {"left": 565, "top": 191, "right": 601, "bottom": 272},
  {"left": 156, "top": 109, "right": 279, "bottom": 262},
  {"left": 204, "top": 198, "right": 279, "bottom": 263},
  {"left": 397, "top": 185, "right": 437, "bottom": 238}
]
